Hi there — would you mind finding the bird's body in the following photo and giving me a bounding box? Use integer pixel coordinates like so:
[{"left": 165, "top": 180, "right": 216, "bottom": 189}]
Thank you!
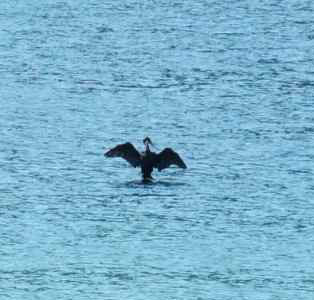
[
  {"left": 141, "top": 152, "right": 154, "bottom": 179},
  {"left": 105, "top": 137, "right": 187, "bottom": 181}
]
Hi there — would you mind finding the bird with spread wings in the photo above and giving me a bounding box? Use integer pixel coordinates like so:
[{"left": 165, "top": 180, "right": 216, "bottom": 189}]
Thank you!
[{"left": 104, "top": 137, "right": 187, "bottom": 181}]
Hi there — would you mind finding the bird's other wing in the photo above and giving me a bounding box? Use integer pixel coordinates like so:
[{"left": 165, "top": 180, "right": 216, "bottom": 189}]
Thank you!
[
  {"left": 153, "top": 148, "right": 187, "bottom": 171},
  {"left": 104, "top": 142, "right": 141, "bottom": 167}
]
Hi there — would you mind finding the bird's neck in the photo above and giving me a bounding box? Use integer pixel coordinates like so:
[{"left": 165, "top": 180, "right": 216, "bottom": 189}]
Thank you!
[{"left": 145, "top": 143, "right": 150, "bottom": 152}]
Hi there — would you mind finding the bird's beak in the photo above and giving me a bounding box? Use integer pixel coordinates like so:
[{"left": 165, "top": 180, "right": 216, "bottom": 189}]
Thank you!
[{"left": 150, "top": 141, "right": 158, "bottom": 150}]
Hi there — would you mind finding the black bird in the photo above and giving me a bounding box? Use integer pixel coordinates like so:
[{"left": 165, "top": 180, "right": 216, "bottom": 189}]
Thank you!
[{"left": 105, "top": 137, "right": 187, "bottom": 181}]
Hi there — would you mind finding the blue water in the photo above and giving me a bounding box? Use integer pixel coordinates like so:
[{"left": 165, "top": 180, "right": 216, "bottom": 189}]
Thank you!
[{"left": 1, "top": 1, "right": 314, "bottom": 299}]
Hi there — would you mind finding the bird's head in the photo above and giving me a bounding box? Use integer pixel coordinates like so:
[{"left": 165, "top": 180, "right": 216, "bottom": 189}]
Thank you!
[{"left": 143, "top": 137, "right": 153, "bottom": 147}]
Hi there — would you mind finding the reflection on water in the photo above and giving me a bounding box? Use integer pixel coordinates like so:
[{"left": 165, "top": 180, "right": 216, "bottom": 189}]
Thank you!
[{"left": 122, "top": 179, "right": 188, "bottom": 188}]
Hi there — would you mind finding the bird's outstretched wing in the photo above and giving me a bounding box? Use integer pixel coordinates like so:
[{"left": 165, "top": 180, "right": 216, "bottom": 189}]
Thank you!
[
  {"left": 154, "top": 148, "right": 187, "bottom": 171},
  {"left": 104, "top": 142, "right": 141, "bottom": 167}
]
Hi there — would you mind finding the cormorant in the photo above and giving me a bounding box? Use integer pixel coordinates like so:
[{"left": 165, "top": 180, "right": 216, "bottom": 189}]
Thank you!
[{"left": 104, "top": 137, "right": 187, "bottom": 181}]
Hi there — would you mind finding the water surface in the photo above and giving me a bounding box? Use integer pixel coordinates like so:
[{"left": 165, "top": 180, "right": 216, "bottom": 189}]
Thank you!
[{"left": 1, "top": 1, "right": 314, "bottom": 299}]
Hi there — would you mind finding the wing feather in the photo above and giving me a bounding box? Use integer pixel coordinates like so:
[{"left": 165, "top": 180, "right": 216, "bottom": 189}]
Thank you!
[
  {"left": 104, "top": 142, "right": 141, "bottom": 167},
  {"left": 154, "top": 148, "right": 187, "bottom": 171}
]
